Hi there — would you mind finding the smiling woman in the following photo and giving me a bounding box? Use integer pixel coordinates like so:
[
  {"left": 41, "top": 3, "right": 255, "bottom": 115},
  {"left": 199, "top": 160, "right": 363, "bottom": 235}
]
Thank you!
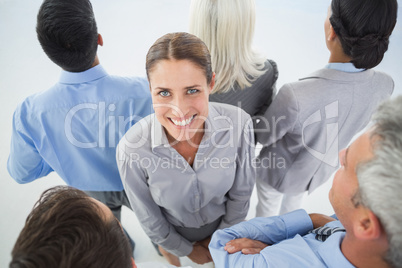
[
  {"left": 116, "top": 32, "right": 256, "bottom": 266},
  {"left": 149, "top": 59, "right": 211, "bottom": 150}
]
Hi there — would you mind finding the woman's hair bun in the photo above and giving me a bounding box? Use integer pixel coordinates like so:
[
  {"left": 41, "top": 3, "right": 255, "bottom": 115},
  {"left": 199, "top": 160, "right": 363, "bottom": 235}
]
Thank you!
[
  {"left": 345, "top": 34, "right": 389, "bottom": 69},
  {"left": 329, "top": 0, "right": 397, "bottom": 69}
]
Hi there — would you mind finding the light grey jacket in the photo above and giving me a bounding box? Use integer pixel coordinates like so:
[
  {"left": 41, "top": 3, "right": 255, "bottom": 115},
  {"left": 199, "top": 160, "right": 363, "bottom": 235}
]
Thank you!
[{"left": 256, "top": 68, "right": 394, "bottom": 193}]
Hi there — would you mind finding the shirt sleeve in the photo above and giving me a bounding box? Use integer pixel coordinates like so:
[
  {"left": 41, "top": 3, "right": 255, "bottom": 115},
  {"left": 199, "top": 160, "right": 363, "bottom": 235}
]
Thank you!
[
  {"left": 255, "top": 83, "right": 299, "bottom": 146},
  {"left": 209, "top": 209, "right": 313, "bottom": 267},
  {"left": 218, "top": 116, "right": 256, "bottom": 229},
  {"left": 7, "top": 106, "right": 53, "bottom": 182},
  {"left": 116, "top": 142, "right": 193, "bottom": 257}
]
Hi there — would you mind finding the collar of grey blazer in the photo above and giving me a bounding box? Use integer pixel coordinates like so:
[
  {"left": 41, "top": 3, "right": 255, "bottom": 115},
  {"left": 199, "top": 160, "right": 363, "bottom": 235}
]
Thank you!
[{"left": 299, "top": 68, "right": 375, "bottom": 82}]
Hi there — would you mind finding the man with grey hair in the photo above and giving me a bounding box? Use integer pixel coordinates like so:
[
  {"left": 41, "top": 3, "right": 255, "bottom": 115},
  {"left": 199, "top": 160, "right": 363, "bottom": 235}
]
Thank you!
[{"left": 209, "top": 96, "right": 402, "bottom": 268}]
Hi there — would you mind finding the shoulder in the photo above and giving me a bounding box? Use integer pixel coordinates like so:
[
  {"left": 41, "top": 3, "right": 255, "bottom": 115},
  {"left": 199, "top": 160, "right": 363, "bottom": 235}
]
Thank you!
[
  {"left": 118, "top": 114, "right": 154, "bottom": 153},
  {"left": 295, "top": 68, "right": 332, "bottom": 84},
  {"left": 370, "top": 70, "right": 394, "bottom": 87},
  {"left": 209, "top": 102, "right": 251, "bottom": 125},
  {"left": 103, "top": 75, "right": 150, "bottom": 97},
  {"left": 282, "top": 68, "right": 347, "bottom": 94},
  {"left": 257, "top": 59, "right": 279, "bottom": 84},
  {"left": 265, "top": 59, "right": 278, "bottom": 75},
  {"left": 299, "top": 68, "right": 392, "bottom": 84},
  {"left": 12, "top": 96, "right": 33, "bottom": 130},
  {"left": 13, "top": 87, "right": 56, "bottom": 121},
  {"left": 275, "top": 83, "right": 299, "bottom": 102},
  {"left": 122, "top": 113, "right": 153, "bottom": 142},
  {"left": 370, "top": 69, "right": 393, "bottom": 79},
  {"left": 208, "top": 102, "right": 253, "bottom": 143},
  {"left": 107, "top": 75, "right": 149, "bottom": 87}
]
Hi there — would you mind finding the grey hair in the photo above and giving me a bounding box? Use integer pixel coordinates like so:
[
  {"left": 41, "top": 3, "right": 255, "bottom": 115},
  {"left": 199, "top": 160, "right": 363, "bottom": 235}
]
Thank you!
[
  {"left": 189, "top": 0, "right": 267, "bottom": 94},
  {"left": 356, "top": 96, "right": 402, "bottom": 267}
]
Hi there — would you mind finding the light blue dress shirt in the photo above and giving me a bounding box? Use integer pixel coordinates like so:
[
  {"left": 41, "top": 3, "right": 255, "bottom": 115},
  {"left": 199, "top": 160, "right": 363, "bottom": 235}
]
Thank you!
[
  {"left": 325, "top": 62, "right": 365, "bottom": 73},
  {"left": 7, "top": 65, "right": 153, "bottom": 191},
  {"left": 209, "top": 209, "right": 354, "bottom": 268}
]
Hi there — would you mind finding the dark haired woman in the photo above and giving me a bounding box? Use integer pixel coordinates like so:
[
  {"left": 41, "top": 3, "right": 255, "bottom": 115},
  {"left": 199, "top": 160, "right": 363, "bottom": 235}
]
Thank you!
[
  {"left": 117, "top": 32, "right": 255, "bottom": 266},
  {"left": 256, "top": 0, "right": 398, "bottom": 217}
]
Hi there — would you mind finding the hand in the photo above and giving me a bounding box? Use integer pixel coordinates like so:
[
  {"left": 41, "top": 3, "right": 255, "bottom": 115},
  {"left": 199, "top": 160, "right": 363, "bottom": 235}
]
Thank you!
[
  {"left": 194, "top": 236, "right": 211, "bottom": 249},
  {"left": 187, "top": 244, "right": 212, "bottom": 264},
  {"left": 309, "top": 213, "right": 336, "bottom": 229},
  {"left": 224, "top": 238, "right": 269, "bottom": 255},
  {"left": 158, "top": 245, "right": 181, "bottom": 267}
]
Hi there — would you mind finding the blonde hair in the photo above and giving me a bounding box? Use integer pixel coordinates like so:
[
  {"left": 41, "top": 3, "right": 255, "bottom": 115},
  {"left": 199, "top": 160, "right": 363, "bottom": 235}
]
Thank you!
[{"left": 189, "top": 0, "right": 267, "bottom": 94}]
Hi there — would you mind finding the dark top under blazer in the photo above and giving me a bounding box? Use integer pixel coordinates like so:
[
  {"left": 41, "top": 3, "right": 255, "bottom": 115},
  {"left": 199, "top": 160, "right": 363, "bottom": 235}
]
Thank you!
[{"left": 209, "top": 59, "right": 278, "bottom": 125}]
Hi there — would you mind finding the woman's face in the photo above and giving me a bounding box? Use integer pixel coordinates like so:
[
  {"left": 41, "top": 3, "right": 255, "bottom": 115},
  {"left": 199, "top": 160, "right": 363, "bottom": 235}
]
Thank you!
[{"left": 149, "top": 59, "right": 214, "bottom": 144}]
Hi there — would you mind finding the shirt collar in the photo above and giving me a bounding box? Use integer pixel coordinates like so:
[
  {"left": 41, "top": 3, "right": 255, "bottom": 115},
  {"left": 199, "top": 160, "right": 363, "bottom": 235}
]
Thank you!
[
  {"left": 59, "top": 64, "right": 108, "bottom": 84},
  {"left": 151, "top": 114, "right": 170, "bottom": 149},
  {"left": 316, "top": 232, "right": 354, "bottom": 268},
  {"left": 301, "top": 67, "right": 373, "bottom": 83},
  {"left": 202, "top": 103, "right": 219, "bottom": 141},
  {"left": 325, "top": 62, "right": 365, "bottom": 73},
  {"left": 150, "top": 103, "right": 218, "bottom": 150},
  {"left": 316, "top": 221, "right": 354, "bottom": 268}
]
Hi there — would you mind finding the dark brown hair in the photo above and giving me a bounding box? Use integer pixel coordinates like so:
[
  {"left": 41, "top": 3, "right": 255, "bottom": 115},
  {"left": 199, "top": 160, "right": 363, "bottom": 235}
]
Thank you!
[
  {"left": 146, "top": 32, "right": 213, "bottom": 84},
  {"left": 36, "top": 0, "right": 98, "bottom": 72},
  {"left": 10, "top": 186, "right": 132, "bottom": 268},
  {"left": 329, "top": 0, "right": 398, "bottom": 69}
]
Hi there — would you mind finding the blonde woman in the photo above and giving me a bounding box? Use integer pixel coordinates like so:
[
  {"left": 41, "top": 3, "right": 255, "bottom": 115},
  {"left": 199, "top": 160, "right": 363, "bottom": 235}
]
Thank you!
[{"left": 189, "top": 0, "right": 278, "bottom": 126}]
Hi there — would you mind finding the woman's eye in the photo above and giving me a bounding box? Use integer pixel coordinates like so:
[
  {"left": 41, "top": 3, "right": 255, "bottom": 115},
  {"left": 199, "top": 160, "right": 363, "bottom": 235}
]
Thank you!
[
  {"left": 187, "top": 88, "right": 199, "bottom": 94},
  {"left": 159, "top": 91, "right": 170, "bottom": 97}
]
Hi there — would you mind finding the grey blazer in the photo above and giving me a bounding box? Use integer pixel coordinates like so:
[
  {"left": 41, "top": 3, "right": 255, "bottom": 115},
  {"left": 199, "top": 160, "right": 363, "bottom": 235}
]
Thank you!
[{"left": 256, "top": 68, "right": 394, "bottom": 193}]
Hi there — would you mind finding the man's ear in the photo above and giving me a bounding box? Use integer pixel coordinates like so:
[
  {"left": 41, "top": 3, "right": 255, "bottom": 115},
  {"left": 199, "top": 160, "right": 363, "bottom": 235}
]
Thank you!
[
  {"left": 98, "top": 34, "right": 104, "bottom": 46},
  {"left": 132, "top": 257, "right": 137, "bottom": 268},
  {"left": 209, "top": 72, "right": 216, "bottom": 93},
  {"left": 354, "top": 209, "right": 383, "bottom": 240}
]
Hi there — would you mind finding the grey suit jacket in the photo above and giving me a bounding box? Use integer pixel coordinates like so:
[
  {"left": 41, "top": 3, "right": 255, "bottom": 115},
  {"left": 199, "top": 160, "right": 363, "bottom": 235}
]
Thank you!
[{"left": 256, "top": 68, "right": 394, "bottom": 193}]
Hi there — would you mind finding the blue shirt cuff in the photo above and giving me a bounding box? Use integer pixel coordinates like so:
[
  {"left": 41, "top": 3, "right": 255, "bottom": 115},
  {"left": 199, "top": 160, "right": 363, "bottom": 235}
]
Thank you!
[{"left": 280, "top": 209, "right": 313, "bottom": 237}]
